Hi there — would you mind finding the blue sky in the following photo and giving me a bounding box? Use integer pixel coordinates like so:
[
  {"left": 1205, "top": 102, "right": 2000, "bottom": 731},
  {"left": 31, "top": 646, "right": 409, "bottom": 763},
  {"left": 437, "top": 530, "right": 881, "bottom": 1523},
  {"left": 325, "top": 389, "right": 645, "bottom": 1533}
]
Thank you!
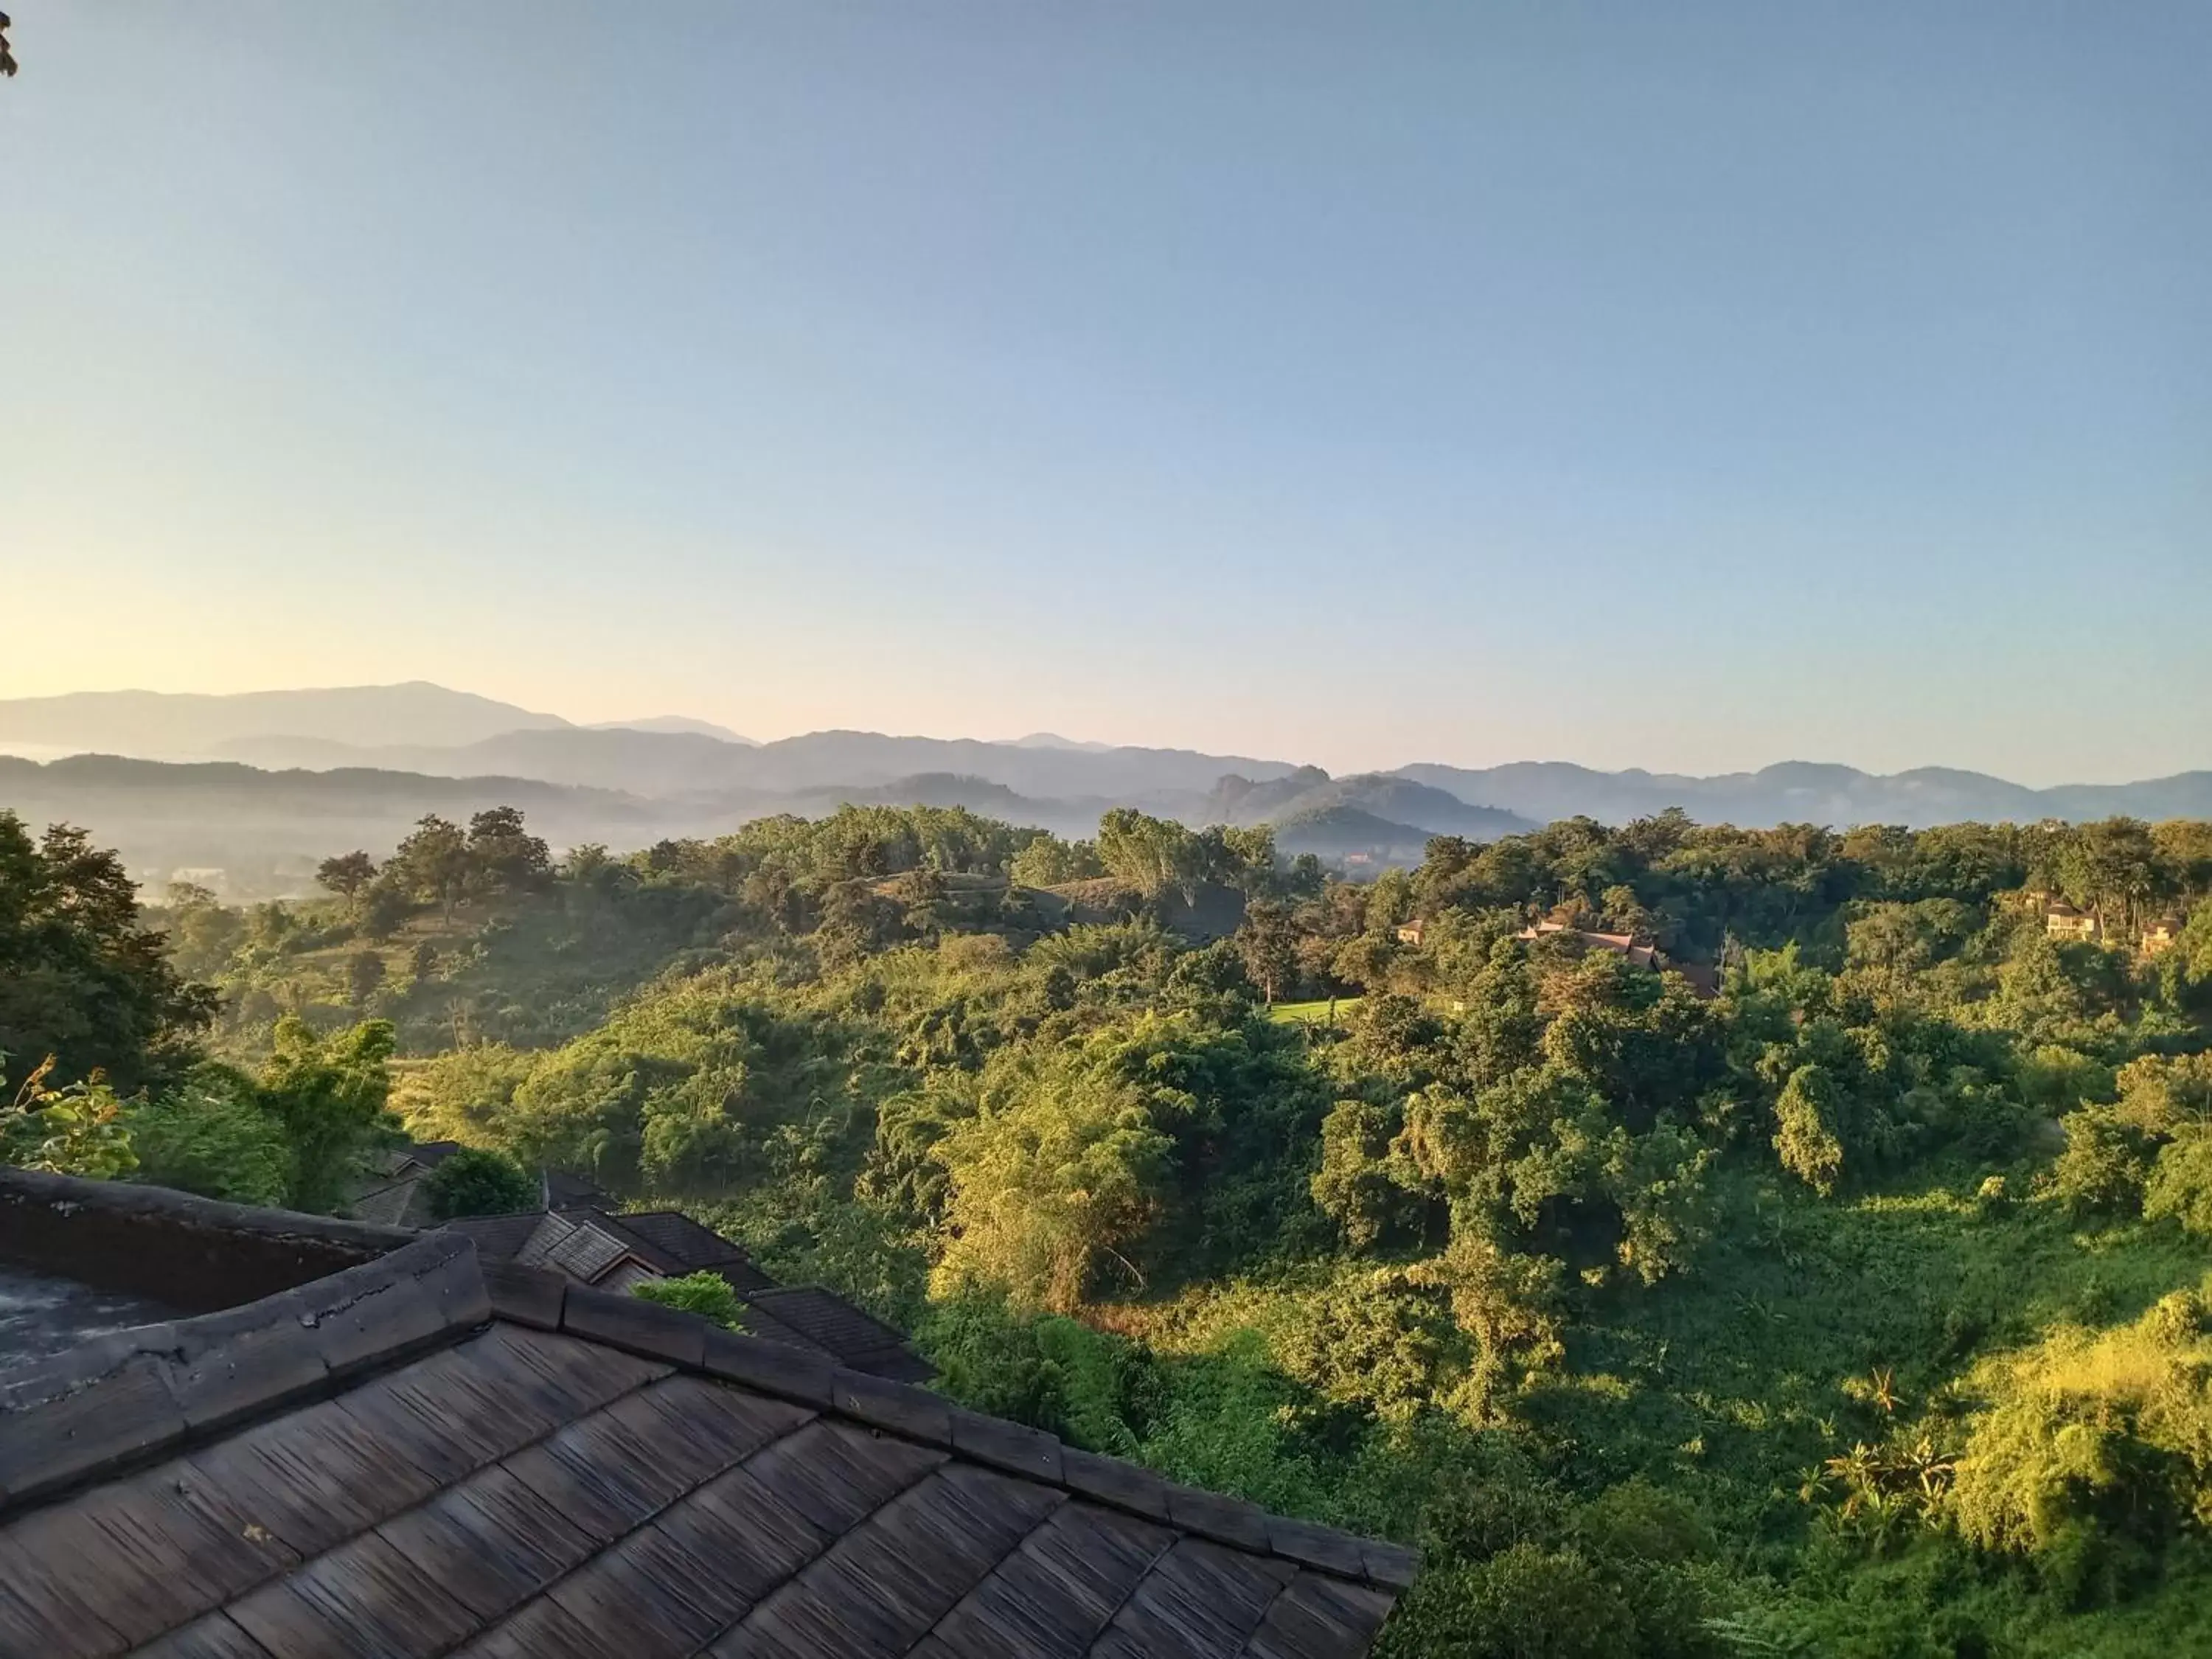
[{"left": 2, "top": 3, "right": 2204, "bottom": 783}]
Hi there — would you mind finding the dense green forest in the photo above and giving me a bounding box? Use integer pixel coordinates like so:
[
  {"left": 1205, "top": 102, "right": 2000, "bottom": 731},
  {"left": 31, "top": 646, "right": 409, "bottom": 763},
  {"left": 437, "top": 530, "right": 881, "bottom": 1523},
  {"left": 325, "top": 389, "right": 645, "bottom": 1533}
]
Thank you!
[{"left": 6, "top": 799, "right": 2212, "bottom": 1657}]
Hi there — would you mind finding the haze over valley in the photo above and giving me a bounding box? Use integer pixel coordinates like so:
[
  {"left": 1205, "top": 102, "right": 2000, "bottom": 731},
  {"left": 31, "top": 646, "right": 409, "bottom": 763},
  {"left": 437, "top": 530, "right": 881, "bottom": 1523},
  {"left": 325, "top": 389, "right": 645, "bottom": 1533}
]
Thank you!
[{"left": 5, "top": 683, "right": 2207, "bottom": 896}]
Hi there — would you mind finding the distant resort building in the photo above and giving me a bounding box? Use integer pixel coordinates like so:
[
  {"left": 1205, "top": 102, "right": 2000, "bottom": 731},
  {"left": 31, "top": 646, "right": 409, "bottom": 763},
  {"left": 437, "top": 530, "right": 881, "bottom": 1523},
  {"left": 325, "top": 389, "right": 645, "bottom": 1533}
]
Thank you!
[
  {"left": 1395, "top": 919, "right": 1427, "bottom": 947},
  {"left": 2042, "top": 900, "right": 2101, "bottom": 942},
  {"left": 2142, "top": 915, "right": 2185, "bottom": 957},
  {"left": 1515, "top": 919, "right": 1664, "bottom": 970},
  {"left": 1508, "top": 919, "right": 1723, "bottom": 997},
  {"left": 2021, "top": 894, "right": 2191, "bottom": 955}
]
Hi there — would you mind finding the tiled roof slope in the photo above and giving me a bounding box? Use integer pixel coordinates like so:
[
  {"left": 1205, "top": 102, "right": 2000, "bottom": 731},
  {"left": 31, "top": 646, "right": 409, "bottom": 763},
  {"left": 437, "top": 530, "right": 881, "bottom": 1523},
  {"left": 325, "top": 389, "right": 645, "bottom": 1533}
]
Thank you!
[
  {"left": 605, "top": 1209, "right": 772, "bottom": 1281},
  {"left": 347, "top": 1173, "right": 440, "bottom": 1229},
  {"left": 0, "top": 1177, "right": 1413, "bottom": 1658},
  {"left": 740, "top": 1286, "right": 933, "bottom": 1385},
  {"left": 439, "top": 1210, "right": 545, "bottom": 1262}
]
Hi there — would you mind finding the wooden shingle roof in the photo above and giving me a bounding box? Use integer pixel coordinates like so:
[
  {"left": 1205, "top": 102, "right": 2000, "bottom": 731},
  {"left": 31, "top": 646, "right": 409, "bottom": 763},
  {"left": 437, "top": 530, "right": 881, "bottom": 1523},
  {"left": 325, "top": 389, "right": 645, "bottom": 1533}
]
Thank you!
[
  {"left": 737, "top": 1286, "right": 934, "bottom": 1385},
  {"left": 0, "top": 1174, "right": 1413, "bottom": 1658},
  {"left": 604, "top": 1210, "right": 766, "bottom": 1276},
  {"left": 440, "top": 1210, "right": 546, "bottom": 1262}
]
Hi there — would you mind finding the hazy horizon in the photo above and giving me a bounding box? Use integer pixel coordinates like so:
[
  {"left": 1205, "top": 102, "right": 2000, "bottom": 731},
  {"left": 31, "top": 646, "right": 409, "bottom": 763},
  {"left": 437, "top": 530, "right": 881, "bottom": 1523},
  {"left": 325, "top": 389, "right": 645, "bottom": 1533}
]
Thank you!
[
  {"left": 4, "top": 4, "right": 2206, "bottom": 786},
  {"left": 1, "top": 678, "right": 2205, "bottom": 789}
]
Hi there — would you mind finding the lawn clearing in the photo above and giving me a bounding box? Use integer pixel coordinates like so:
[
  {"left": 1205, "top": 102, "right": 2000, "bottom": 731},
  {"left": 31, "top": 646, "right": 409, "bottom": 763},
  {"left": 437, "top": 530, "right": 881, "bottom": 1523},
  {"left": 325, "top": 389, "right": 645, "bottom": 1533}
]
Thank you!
[{"left": 1267, "top": 997, "right": 1363, "bottom": 1025}]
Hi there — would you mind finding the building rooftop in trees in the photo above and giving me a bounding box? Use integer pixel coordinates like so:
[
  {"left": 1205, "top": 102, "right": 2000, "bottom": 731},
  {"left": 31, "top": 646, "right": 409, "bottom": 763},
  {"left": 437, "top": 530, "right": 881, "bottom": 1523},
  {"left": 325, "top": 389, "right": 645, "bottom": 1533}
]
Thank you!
[
  {"left": 1516, "top": 919, "right": 1665, "bottom": 969},
  {"left": 0, "top": 1167, "right": 1411, "bottom": 1658}
]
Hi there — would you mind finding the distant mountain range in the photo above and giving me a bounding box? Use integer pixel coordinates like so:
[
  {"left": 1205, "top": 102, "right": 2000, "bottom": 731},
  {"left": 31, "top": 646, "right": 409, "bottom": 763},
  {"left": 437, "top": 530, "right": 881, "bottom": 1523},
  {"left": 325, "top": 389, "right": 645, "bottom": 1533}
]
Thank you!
[
  {"left": 204, "top": 726, "right": 1303, "bottom": 803},
  {"left": 1, "top": 684, "right": 2205, "bottom": 895},
  {"left": 0, "top": 684, "right": 569, "bottom": 753},
  {"left": 586, "top": 715, "right": 757, "bottom": 743},
  {"left": 0, "top": 684, "right": 758, "bottom": 755},
  {"left": 1392, "top": 761, "right": 2212, "bottom": 832}
]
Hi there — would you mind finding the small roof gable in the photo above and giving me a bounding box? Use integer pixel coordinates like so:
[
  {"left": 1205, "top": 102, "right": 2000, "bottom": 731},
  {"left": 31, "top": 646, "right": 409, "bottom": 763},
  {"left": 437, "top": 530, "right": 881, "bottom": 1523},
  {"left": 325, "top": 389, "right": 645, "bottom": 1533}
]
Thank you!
[
  {"left": 578, "top": 1208, "right": 776, "bottom": 1292},
  {"left": 0, "top": 1172, "right": 1413, "bottom": 1658},
  {"left": 517, "top": 1209, "right": 650, "bottom": 1284}
]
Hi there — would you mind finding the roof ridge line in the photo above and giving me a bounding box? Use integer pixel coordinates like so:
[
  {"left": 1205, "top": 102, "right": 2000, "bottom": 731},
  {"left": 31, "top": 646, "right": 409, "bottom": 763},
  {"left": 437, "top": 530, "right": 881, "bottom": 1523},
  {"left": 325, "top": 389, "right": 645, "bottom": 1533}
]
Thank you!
[{"left": 491, "top": 1265, "right": 1417, "bottom": 1593}]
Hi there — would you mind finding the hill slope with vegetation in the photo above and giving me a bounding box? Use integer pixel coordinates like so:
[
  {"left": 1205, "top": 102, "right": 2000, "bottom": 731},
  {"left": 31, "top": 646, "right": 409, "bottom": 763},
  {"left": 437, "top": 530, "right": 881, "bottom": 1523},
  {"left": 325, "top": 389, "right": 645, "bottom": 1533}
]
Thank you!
[{"left": 4, "top": 798, "right": 2212, "bottom": 1655}]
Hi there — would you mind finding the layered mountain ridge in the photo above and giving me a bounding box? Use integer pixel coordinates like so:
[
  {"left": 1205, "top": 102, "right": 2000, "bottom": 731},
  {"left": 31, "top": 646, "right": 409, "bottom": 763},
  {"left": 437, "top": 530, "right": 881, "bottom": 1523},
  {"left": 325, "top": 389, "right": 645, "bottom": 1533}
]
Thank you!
[{"left": 3, "top": 685, "right": 2205, "bottom": 894}]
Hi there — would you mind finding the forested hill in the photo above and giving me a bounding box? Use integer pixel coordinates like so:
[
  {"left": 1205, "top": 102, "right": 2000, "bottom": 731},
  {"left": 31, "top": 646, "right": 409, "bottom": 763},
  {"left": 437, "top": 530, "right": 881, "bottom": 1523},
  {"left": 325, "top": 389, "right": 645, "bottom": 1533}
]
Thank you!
[{"left": 7, "top": 798, "right": 2212, "bottom": 1655}]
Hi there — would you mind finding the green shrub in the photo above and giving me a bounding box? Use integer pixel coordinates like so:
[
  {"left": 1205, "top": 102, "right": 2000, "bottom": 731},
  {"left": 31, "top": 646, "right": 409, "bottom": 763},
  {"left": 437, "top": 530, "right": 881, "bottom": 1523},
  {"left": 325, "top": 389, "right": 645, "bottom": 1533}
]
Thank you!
[
  {"left": 1947, "top": 1307, "right": 2212, "bottom": 1603},
  {"left": 126, "top": 1071, "right": 288, "bottom": 1206},
  {"left": 2047, "top": 1108, "right": 2154, "bottom": 1220},
  {"left": 1775, "top": 1064, "right": 1848, "bottom": 1195},
  {"left": 1382, "top": 1543, "right": 1638, "bottom": 1659},
  {"left": 631, "top": 1270, "right": 741, "bottom": 1328},
  {"left": 422, "top": 1145, "right": 538, "bottom": 1220},
  {"left": 2143, "top": 1131, "right": 2212, "bottom": 1239},
  {"left": 919, "top": 1293, "right": 1146, "bottom": 1455}
]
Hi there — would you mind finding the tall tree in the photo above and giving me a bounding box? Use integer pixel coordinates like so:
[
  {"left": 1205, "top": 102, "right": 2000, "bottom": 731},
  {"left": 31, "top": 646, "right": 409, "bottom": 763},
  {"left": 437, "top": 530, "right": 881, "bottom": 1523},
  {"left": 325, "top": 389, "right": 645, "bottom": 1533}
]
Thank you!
[
  {"left": 346, "top": 950, "right": 387, "bottom": 1007},
  {"left": 389, "top": 814, "right": 471, "bottom": 921},
  {"left": 1096, "top": 808, "right": 1203, "bottom": 902},
  {"left": 466, "top": 807, "right": 552, "bottom": 894},
  {"left": 316, "top": 851, "right": 379, "bottom": 903},
  {"left": 0, "top": 813, "right": 215, "bottom": 1091},
  {"left": 257, "top": 1017, "right": 401, "bottom": 1214},
  {"left": 1234, "top": 900, "right": 1300, "bottom": 1005}
]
